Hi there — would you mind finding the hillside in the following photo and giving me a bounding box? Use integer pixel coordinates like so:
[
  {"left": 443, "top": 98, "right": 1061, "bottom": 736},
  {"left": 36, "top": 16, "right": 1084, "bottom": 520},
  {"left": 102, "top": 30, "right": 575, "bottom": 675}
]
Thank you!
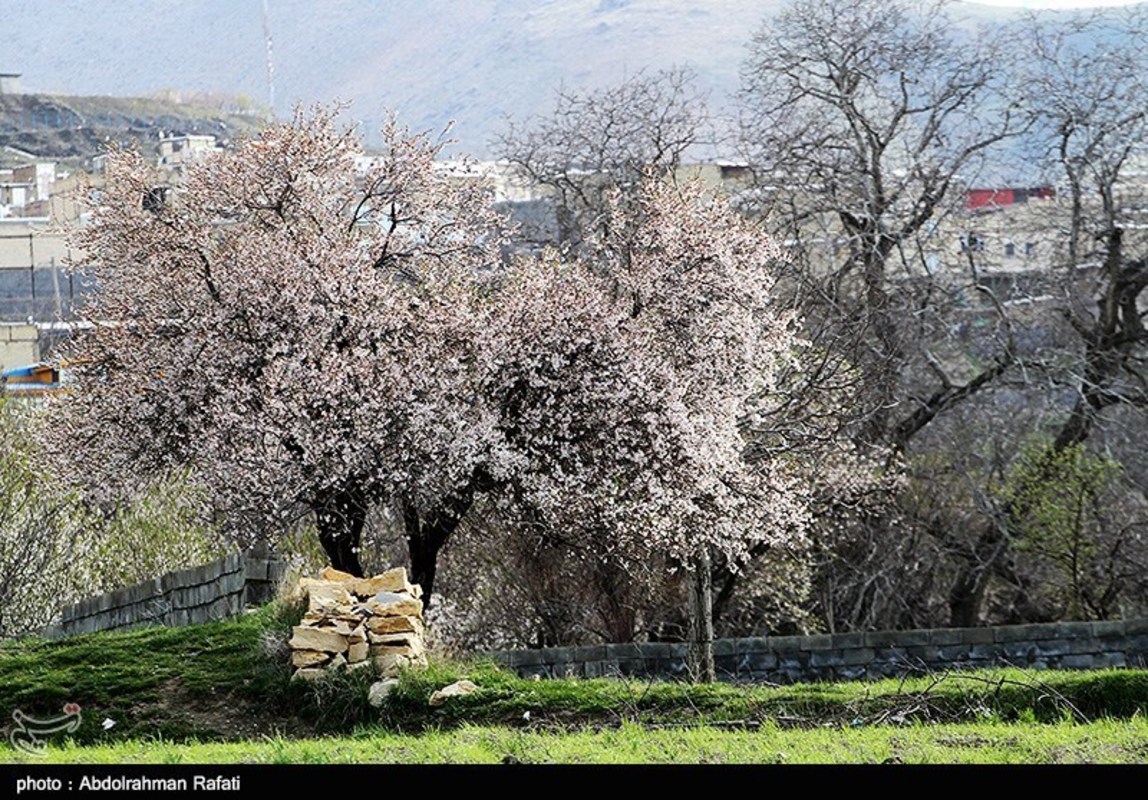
[
  {"left": 4, "top": 0, "right": 1045, "bottom": 158},
  {"left": 0, "top": 93, "right": 267, "bottom": 163},
  {"left": 2, "top": 606, "right": 1148, "bottom": 752}
]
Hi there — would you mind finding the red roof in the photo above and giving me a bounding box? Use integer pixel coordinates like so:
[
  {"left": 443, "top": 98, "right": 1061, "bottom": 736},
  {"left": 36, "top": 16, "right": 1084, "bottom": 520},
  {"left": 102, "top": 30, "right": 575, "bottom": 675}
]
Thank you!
[{"left": 965, "top": 187, "right": 1055, "bottom": 210}]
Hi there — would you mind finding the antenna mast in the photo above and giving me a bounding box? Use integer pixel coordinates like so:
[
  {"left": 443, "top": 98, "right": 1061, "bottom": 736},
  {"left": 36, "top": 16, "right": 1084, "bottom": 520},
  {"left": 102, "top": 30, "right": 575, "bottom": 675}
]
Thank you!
[{"left": 261, "top": 0, "right": 276, "bottom": 111}]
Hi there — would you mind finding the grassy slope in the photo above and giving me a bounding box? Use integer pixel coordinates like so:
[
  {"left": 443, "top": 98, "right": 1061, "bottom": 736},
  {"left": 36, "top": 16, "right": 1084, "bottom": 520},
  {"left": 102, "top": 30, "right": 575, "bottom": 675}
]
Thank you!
[
  {"left": 2, "top": 607, "right": 1148, "bottom": 763},
  {"left": 11, "top": 719, "right": 1148, "bottom": 764}
]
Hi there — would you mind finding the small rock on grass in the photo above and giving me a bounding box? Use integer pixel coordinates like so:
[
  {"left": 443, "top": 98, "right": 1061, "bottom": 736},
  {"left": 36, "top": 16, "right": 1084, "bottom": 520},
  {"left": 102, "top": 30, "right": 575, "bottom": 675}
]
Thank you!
[
  {"left": 368, "top": 678, "right": 400, "bottom": 708},
  {"left": 428, "top": 679, "right": 478, "bottom": 707}
]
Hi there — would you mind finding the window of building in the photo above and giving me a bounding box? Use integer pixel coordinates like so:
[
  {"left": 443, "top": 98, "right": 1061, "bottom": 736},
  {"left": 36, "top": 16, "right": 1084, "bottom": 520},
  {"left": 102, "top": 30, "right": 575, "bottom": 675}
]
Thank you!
[
  {"left": 960, "top": 232, "right": 985, "bottom": 253},
  {"left": 1004, "top": 242, "right": 1016, "bottom": 257}
]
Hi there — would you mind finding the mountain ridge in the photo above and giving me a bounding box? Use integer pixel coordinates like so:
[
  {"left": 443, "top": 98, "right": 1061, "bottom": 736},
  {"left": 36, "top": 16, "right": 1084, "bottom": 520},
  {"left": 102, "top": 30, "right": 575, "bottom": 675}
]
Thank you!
[{"left": 2, "top": 0, "right": 1112, "bottom": 158}]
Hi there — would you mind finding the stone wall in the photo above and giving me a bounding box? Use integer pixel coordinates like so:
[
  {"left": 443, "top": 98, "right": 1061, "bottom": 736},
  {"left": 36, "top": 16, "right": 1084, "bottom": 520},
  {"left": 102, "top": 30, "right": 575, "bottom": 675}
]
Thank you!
[
  {"left": 42, "top": 550, "right": 285, "bottom": 639},
  {"left": 486, "top": 619, "right": 1148, "bottom": 683}
]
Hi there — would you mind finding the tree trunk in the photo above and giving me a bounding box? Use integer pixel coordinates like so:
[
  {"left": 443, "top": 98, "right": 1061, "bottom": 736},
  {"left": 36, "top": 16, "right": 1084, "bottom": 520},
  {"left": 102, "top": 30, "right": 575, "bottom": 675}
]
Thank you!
[
  {"left": 401, "top": 484, "right": 478, "bottom": 610},
  {"left": 687, "top": 548, "right": 716, "bottom": 683},
  {"left": 315, "top": 485, "right": 367, "bottom": 577}
]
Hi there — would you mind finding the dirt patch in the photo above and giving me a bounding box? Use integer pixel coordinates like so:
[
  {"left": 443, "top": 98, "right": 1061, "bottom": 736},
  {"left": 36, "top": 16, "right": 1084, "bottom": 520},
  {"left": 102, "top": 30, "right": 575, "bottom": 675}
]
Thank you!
[{"left": 132, "top": 679, "right": 319, "bottom": 742}]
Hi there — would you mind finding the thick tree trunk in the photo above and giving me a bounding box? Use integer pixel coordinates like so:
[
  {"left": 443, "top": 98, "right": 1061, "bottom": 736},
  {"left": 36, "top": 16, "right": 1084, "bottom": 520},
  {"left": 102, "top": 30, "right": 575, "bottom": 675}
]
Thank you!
[
  {"left": 401, "top": 482, "right": 479, "bottom": 609},
  {"left": 315, "top": 485, "right": 367, "bottom": 577},
  {"left": 687, "top": 548, "right": 715, "bottom": 683}
]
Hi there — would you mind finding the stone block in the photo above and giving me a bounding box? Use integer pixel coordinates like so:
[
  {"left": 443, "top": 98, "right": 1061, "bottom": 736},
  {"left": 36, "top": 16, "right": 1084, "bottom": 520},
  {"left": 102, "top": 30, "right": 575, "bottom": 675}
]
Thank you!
[
  {"left": 829, "top": 632, "right": 865, "bottom": 649},
  {"left": 779, "top": 668, "right": 805, "bottom": 684},
  {"left": 1122, "top": 618, "right": 1148, "bottom": 636},
  {"left": 1069, "top": 639, "right": 1102, "bottom": 655},
  {"left": 551, "top": 662, "right": 580, "bottom": 678},
  {"left": 289, "top": 626, "right": 349, "bottom": 654},
  {"left": 319, "top": 566, "right": 355, "bottom": 583},
  {"left": 712, "top": 639, "right": 736, "bottom": 657},
  {"left": 599, "top": 659, "right": 622, "bottom": 678},
  {"left": 111, "top": 587, "right": 131, "bottom": 609},
  {"left": 736, "top": 637, "right": 772, "bottom": 654},
  {"left": 767, "top": 635, "right": 803, "bottom": 653},
  {"left": 864, "top": 629, "right": 929, "bottom": 648},
  {"left": 933, "top": 645, "right": 968, "bottom": 662},
  {"left": 957, "top": 627, "right": 994, "bottom": 644},
  {"left": 836, "top": 665, "right": 867, "bottom": 681},
  {"left": 873, "top": 646, "right": 910, "bottom": 663},
  {"left": 509, "top": 649, "right": 543, "bottom": 667},
  {"left": 243, "top": 559, "right": 269, "bottom": 581},
  {"left": 347, "top": 641, "right": 369, "bottom": 663},
  {"left": 1123, "top": 634, "right": 1148, "bottom": 655},
  {"left": 809, "top": 650, "right": 845, "bottom": 668},
  {"left": 291, "top": 649, "right": 331, "bottom": 668},
  {"left": 364, "top": 595, "right": 423, "bottom": 619},
  {"left": 929, "top": 629, "right": 965, "bottom": 646},
  {"left": 170, "top": 567, "right": 190, "bottom": 590},
  {"left": 369, "top": 643, "right": 423, "bottom": 662},
  {"left": 905, "top": 645, "right": 940, "bottom": 662},
  {"left": 368, "top": 633, "right": 425, "bottom": 657},
  {"left": 348, "top": 568, "right": 419, "bottom": 598},
  {"left": 1045, "top": 622, "right": 1088, "bottom": 640},
  {"left": 573, "top": 645, "right": 606, "bottom": 662},
  {"left": 969, "top": 643, "right": 1003, "bottom": 661},
  {"left": 1060, "top": 654, "right": 1096, "bottom": 670},
  {"left": 1095, "top": 651, "right": 1127, "bottom": 668},
  {"left": 994, "top": 624, "right": 1042, "bottom": 643},
  {"left": 292, "top": 668, "right": 326, "bottom": 682},
  {"left": 606, "top": 643, "right": 644, "bottom": 660},
  {"left": 1034, "top": 640, "right": 1072, "bottom": 658},
  {"left": 542, "top": 647, "right": 574, "bottom": 665},
  {"left": 372, "top": 652, "right": 419, "bottom": 677},
  {"left": 1000, "top": 642, "right": 1040, "bottom": 663},
  {"left": 778, "top": 653, "right": 810, "bottom": 670},
  {"left": 221, "top": 571, "right": 245, "bottom": 595},
  {"left": 714, "top": 655, "right": 739, "bottom": 676},
  {"left": 365, "top": 615, "right": 424, "bottom": 637},
  {"left": 799, "top": 634, "right": 835, "bottom": 651},
  {"left": 1092, "top": 621, "right": 1126, "bottom": 638},
  {"left": 840, "top": 647, "right": 877, "bottom": 666}
]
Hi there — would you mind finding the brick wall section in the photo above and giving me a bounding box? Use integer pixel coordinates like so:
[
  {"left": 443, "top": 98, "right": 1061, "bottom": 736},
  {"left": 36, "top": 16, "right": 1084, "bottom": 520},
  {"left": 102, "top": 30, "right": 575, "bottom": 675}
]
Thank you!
[
  {"left": 485, "top": 620, "right": 1148, "bottom": 682},
  {"left": 41, "top": 551, "right": 285, "bottom": 640}
]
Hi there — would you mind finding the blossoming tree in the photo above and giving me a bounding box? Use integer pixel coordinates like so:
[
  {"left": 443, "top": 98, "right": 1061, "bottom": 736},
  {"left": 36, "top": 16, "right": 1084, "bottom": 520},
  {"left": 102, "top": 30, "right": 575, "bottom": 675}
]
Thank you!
[
  {"left": 54, "top": 109, "right": 855, "bottom": 675},
  {"left": 53, "top": 106, "right": 509, "bottom": 583}
]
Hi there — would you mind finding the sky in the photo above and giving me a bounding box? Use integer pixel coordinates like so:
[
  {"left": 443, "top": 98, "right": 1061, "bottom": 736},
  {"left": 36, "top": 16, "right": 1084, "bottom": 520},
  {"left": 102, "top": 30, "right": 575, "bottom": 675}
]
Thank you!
[{"left": 964, "top": 0, "right": 1143, "bottom": 7}]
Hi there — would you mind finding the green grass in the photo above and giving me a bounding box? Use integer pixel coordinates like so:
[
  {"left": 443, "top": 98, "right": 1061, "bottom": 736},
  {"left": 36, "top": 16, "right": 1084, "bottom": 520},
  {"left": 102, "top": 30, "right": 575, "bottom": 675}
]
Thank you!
[
  {"left": 0, "top": 605, "right": 303, "bottom": 744},
  {"left": 3, "top": 605, "right": 1148, "bottom": 763},
  {"left": 5, "top": 718, "right": 1148, "bottom": 764}
]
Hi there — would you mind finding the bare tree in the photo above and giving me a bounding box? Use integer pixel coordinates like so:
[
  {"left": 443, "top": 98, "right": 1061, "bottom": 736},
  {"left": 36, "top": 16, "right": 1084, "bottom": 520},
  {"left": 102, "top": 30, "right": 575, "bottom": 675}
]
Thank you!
[
  {"left": 492, "top": 66, "right": 709, "bottom": 250},
  {"left": 945, "top": 7, "right": 1148, "bottom": 626},
  {"left": 734, "top": 0, "right": 1039, "bottom": 631},
  {"left": 739, "top": 0, "right": 1022, "bottom": 446}
]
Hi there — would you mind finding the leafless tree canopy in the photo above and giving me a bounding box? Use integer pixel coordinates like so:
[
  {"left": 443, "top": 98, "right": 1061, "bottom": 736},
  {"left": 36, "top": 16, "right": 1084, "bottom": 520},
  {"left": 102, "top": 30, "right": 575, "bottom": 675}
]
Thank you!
[{"left": 492, "top": 66, "right": 709, "bottom": 250}]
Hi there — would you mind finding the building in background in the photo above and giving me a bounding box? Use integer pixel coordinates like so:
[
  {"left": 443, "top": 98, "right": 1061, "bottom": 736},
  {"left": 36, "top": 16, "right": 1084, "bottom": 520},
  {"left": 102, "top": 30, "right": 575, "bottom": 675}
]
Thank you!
[{"left": 0, "top": 73, "right": 23, "bottom": 95}]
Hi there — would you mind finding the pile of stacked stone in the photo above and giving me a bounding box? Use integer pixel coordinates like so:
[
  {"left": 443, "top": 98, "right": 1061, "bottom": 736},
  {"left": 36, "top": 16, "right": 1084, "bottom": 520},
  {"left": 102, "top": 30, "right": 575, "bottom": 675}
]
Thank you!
[{"left": 288, "top": 566, "right": 427, "bottom": 681}]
